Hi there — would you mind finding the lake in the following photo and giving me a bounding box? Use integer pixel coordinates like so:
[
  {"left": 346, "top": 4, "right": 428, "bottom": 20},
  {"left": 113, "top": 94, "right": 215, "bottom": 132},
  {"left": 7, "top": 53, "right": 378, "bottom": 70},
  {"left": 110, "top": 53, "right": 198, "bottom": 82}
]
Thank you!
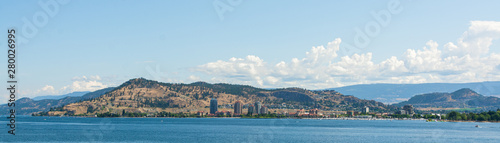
[{"left": 1, "top": 116, "right": 500, "bottom": 142}]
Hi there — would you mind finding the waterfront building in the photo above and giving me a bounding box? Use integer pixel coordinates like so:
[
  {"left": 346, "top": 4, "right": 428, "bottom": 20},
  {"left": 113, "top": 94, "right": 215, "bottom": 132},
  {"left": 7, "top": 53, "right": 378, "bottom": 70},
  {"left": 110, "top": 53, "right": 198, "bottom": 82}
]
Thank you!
[
  {"left": 309, "top": 109, "right": 319, "bottom": 115},
  {"left": 297, "top": 109, "right": 306, "bottom": 115},
  {"left": 403, "top": 105, "right": 414, "bottom": 115},
  {"left": 234, "top": 101, "right": 243, "bottom": 115},
  {"left": 215, "top": 111, "right": 232, "bottom": 116},
  {"left": 397, "top": 110, "right": 407, "bottom": 115},
  {"left": 362, "top": 106, "right": 369, "bottom": 114},
  {"left": 248, "top": 105, "right": 255, "bottom": 115},
  {"left": 197, "top": 111, "right": 205, "bottom": 116},
  {"left": 210, "top": 98, "right": 218, "bottom": 114},
  {"left": 279, "top": 111, "right": 288, "bottom": 116},
  {"left": 260, "top": 106, "right": 268, "bottom": 114},
  {"left": 254, "top": 101, "right": 262, "bottom": 114},
  {"left": 347, "top": 111, "right": 355, "bottom": 117}
]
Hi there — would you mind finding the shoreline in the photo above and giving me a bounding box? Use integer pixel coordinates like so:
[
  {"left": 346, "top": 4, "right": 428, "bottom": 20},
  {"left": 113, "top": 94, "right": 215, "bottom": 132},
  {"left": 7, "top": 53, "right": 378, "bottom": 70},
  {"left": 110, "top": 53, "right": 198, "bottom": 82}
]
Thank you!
[
  {"left": 445, "top": 120, "right": 500, "bottom": 123},
  {"left": 29, "top": 115, "right": 500, "bottom": 123}
]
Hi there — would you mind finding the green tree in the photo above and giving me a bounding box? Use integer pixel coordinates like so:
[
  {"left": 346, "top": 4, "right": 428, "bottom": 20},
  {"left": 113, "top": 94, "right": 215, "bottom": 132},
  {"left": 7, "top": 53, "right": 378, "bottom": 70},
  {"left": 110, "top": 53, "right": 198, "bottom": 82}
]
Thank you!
[
  {"left": 472, "top": 114, "right": 479, "bottom": 121},
  {"left": 492, "top": 113, "right": 500, "bottom": 121},
  {"left": 478, "top": 114, "right": 486, "bottom": 121},
  {"left": 87, "top": 106, "right": 94, "bottom": 113},
  {"left": 485, "top": 114, "right": 491, "bottom": 121},
  {"left": 488, "top": 111, "right": 496, "bottom": 116},
  {"left": 413, "top": 114, "right": 421, "bottom": 119},
  {"left": 467, "top": 113, "right": 474, "bottom": 121},
  {"left": 447, "top": 111, "right": 459, "bottom": 120},
  {"left": 460, "top": 114, "right": 467, "bottom": 121}
]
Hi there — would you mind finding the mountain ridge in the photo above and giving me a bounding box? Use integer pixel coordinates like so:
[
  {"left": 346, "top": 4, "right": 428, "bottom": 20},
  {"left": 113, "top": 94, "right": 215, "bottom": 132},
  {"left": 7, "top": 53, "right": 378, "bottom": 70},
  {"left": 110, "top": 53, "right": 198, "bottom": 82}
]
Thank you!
[
  {"left": 32, "top": 91, "right": 91, "bottom": 101},
  {"left": 0, "top": 87, "right": 115, "bottom": 115},
  {"left": 394, "top": 88, "right": 500, "bottom": 109},
  {"left": 52, "top": 78, "right": 398, "bottom": 116},
  {"left": 329, "top": 81, "right": 500, "bottom": 104}
]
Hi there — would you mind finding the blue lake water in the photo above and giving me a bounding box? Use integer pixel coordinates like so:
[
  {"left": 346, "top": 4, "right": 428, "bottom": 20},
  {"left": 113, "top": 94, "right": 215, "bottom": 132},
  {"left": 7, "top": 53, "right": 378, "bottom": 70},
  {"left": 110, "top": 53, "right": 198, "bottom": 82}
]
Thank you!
[{"left": 1, "top": 116, "right": 500, "bottom": 142}]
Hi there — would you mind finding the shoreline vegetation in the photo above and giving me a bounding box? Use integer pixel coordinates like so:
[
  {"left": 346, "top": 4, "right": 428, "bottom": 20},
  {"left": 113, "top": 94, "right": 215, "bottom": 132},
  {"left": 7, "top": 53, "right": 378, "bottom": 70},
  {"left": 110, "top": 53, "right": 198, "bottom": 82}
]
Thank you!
[
  {"left": 28, "top": 115, "right": 500, "bottom": 123},
  {"left": 32, "top": 109, "right": 500, "bottom": 123},
  {"left": 441, "top": 110, "right": 500, "bottom": 122}
]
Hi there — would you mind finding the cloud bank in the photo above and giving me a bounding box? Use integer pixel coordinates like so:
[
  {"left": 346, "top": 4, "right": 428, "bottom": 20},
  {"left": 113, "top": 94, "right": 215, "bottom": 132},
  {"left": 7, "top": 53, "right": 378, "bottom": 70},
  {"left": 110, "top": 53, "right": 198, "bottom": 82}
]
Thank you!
[
  {"left": 196, "top": 21, "right": 500, "bottom": 89},
  {"left": 25, "top": 75, "right": 110, "bottom": 97}
]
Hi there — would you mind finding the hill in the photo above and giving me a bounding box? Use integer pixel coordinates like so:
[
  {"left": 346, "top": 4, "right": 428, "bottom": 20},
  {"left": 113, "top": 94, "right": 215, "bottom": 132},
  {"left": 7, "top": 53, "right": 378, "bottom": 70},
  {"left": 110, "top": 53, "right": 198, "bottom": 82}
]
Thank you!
[
  {"left": 395, "top": 88, "right": 500, "bottom": 109},
  {"left": 0, "top": 87, "right": 114, "bottom": 115},
  {"left": 329, "top": 81, "right": 500, "bottom": 104},
  {"left": 32, "top": 91, "right": 90, "bottom": 100},
  {"left": 51, "top": 78, "right": 398, "bottom": 116}
]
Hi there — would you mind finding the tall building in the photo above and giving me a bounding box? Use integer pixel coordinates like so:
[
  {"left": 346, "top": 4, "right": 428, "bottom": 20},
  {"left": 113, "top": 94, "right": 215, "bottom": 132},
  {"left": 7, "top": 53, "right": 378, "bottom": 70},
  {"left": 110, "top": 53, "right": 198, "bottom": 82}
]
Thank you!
[
  {"left": 254, "top": 101, "right": 262, "bottom": 114},
  {"left": 297, "top": 109, "right": 306, "bottom": 115},
  {"left": 234, "top": 101, "right": 242, "bottom": 115},
  {"left": 309, "top": 108, "right": 318, "bottom": 115},
  {"left": 403, "top": 105, "right": 413, "bottom": 115},
  {"left": 362, "top": 106, "right": 369, "bottom": 114},
  {"left": 397, "top": 110, "right": 407, "bottom": 115},
  {"left": 210, "top": 98, "right": 218, "bottom": 114},
  {"left": 248, "top": 105, "right": 255, "bottom": 115},
  {"left": 260, "top": 106, "right": 268, "bottom": 114}
]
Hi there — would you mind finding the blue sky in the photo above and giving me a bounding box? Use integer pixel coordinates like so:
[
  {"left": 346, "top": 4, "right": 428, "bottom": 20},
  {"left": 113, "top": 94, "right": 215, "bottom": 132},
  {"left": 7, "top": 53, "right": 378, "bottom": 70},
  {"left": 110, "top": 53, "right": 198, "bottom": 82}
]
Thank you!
[{"left": 1, "top": 0, "right": 500, "bottom": 102}]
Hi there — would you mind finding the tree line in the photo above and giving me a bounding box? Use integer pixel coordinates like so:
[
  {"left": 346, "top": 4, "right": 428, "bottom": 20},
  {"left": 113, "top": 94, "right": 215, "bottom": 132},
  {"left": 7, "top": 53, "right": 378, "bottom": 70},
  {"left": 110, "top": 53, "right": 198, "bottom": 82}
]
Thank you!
[{"left": 445, "top": 109, "right": 500, "bottom": 121}]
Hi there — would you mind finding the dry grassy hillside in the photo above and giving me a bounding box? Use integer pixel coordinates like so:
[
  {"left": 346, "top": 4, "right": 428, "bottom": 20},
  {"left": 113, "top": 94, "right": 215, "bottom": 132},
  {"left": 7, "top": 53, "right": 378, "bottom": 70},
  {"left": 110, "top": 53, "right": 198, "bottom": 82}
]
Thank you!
[{"left": 52, "top": 78, "right": 396, "bottom": 116}]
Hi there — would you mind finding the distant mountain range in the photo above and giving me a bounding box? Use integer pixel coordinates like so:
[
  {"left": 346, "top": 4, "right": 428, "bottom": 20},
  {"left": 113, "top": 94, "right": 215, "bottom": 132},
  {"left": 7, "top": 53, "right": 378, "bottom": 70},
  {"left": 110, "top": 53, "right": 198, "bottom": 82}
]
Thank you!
[
  {"left": 394, "top": 88, "right": 500, "bottom": 109},
  {"left": 32, "top": 91, "right": 91, "bottom": 101},
  {"left": 49, "top": 78, "right": 397, "bottom": 116},
  {"left": 0, "top": 87, "right": 114, "bottom": 115},
  {"left": 330, "top": 81, "right": 500, "bottom": 104}
]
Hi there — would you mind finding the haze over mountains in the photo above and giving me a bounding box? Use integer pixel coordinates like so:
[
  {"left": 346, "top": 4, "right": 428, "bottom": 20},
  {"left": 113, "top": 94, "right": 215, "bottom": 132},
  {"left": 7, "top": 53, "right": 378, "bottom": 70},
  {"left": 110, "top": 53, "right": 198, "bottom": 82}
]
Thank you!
[
  {"left": 0, "top": 88, "right": 114, "bottom": 115},
  {"left": 330, "top": 81, "right": 500, "bottom": 104},
  {"left": 32, "top": 91, "right": 91, "bottom": 101},
  {"left": 394, "top": 88, "right": 500, "bottom": 110}
]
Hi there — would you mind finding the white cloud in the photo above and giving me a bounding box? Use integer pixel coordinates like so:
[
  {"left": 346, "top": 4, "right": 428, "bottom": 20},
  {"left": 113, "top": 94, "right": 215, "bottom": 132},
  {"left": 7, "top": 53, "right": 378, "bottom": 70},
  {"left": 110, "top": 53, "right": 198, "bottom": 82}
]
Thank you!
[
  {"left": 36, "top": 85, "right": 58, "bottom": 95},
  {"left": 62, "top": 76, "right": 108, "bottom": 92},
  {"left": 195, "top": 21, "right": 500, "bottom": 89},
  {"left": 197, "top": 55, "right": 268, "bottom": 86},
  {"left": 444, "top": 21, "right": 500, "bottom": 57},
  {"left": 22, "top": 75, "right": 110, "bottom": 100},
  {"left": 71, "top": 75, "right": 102, "bottom": 81},
  {"left": 188, "top": 75, "right": 200, "bottom": 81},
  {"left": 66, "top": 80, "right": 107, "bottom": 92}
]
